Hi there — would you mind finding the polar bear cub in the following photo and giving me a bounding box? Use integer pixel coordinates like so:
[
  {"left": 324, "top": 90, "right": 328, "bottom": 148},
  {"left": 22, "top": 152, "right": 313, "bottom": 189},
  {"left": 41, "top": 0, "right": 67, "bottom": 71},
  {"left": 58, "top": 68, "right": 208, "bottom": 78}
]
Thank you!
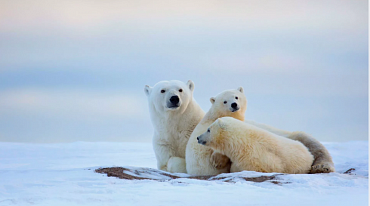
[
  {"left": 186, "top": 87, "right": 247, "bottom": 175},
  {"left": 144, "top": 80, "right": 204, "bottom": 173},
  {"left": 197, "top": 117, "right": 314, "bottom": 174}
]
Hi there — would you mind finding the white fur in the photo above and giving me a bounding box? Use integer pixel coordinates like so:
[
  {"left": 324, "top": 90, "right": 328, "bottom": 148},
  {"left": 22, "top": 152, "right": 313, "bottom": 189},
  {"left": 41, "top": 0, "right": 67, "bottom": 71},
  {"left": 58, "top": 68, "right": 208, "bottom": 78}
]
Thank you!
[
  {"left": 146, "top": 81, "right": 334, "bottom": 174},
  {"left": 145, "top": 80, "right": 204, "bottom": 173},
  {"left": 186, "top": 88, "right": 247, "bottom": 175},
  {"left": 198, "top": 117, "right": 314, "bottom": 174},
  {"left": 244, "top": 120, "right": 335, "bottom": 173},
  {"left": 244, "top": 120, "right": 292, "bottom": 137}
]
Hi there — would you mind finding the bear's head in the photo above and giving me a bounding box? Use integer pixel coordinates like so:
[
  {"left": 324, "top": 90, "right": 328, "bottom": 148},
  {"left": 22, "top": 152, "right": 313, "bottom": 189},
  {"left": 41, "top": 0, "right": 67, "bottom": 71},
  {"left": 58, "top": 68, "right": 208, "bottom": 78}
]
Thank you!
[
  {"left": 197, "top": 117, "right": 241, "bottom": 151},
  {"left": 209, "top": 87, "right": 246, "bottom": 121},
  {"left": 197, "top": 117, "right": 229, "bottom": 148},
  {"left": 144, "top": 80, "right": 194, "bottom": 114}
]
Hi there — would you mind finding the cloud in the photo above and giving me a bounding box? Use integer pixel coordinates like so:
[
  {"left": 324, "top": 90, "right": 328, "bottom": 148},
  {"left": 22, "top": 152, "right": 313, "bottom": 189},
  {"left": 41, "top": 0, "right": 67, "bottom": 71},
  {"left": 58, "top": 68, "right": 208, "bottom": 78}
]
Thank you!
[
  {"left": 0, "top": 1, "right": 366, "bottom": 74},
  {"left": 0, "top": 1, "right": 366, "bottom": 33},
  {"left": 0, "top": 88, "right": 147, "bottom": 122},
  {"left": 201, "top": 50, "right": 308, "bottom": 74}
]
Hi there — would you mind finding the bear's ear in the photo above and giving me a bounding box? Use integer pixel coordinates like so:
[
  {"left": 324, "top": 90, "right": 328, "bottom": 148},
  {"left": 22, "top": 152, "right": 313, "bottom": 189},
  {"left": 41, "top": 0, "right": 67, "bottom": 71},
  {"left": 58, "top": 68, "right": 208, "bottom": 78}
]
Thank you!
[
  {"left": 237, "top": 87, "right": 244, "bottom": 93},
  {"left": 217, "top": 118, "right": 226, "bottom": 130},
  {"left": 144, "top": 85, "right": 152, "bottom": 96},
  {"left": 187, "top": 80, "right": 194, "bottom": 92},
  {"left": 210, "top": 97, "right": 215, "bottom": 104}
]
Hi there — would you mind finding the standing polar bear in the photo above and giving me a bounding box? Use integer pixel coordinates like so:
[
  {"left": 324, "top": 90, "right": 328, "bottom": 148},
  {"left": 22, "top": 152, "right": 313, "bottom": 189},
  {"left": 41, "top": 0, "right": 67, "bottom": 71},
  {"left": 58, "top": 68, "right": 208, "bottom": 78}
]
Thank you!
[
  {"left": 197, "top": 117, "right": 314, "bottom": 174},
  {"left": 144, "top": 80, "right": 204, "bottom": 173}
]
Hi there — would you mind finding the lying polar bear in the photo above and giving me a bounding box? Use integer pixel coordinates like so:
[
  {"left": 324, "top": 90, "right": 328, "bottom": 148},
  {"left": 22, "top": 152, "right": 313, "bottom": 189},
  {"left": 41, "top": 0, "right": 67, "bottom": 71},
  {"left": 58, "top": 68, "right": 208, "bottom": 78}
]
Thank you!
[{"left": 197, "top": 117, "right": 314, "bottom": 174}]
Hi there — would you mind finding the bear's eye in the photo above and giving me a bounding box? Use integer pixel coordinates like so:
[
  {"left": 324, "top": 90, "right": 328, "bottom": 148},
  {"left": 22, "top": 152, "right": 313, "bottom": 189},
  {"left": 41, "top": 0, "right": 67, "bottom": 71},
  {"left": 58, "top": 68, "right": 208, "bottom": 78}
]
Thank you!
[
  {"left": 207, "top": 129, "right": 210, "bottom": 133},
  {"left": 224, "top": 101, "right": 227, "bottom": 104},
  {"left": 235, "top": 96, "right": 238, "bottom": 100},
  {"left": 161, "top": 90, "right": 165, "bottom": 93},
  {"left": 179, "top": 89, "right": 183, "bottom": 92}
]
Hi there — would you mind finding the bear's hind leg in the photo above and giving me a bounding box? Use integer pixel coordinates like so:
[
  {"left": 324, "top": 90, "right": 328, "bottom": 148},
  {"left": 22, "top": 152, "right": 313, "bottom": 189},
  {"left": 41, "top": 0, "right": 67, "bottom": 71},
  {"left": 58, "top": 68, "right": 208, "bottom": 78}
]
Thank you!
[{"left": 288, "top": 132, "right": 335, "bottom": 173}]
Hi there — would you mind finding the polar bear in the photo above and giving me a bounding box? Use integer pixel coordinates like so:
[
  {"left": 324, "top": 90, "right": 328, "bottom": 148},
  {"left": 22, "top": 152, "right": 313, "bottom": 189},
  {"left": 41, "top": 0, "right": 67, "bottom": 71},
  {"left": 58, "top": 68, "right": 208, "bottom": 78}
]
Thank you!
[
  {"left": 185, "top": 87, "right": 247, "bottom": 175},
  {"left": 185, "top": 87, "right": 334, "bottom": 175},
  {"left": 242, "top": 120, "right": 335, "bottom": 173},
  {"left": 144, "top": 80, "right": 204, "bottom": 173},
  {"left": 145, "top": 81, "right": 334, "bottom": 174},
  {"left": 197, "top": 117, "right": 314, "bottom": 174}
]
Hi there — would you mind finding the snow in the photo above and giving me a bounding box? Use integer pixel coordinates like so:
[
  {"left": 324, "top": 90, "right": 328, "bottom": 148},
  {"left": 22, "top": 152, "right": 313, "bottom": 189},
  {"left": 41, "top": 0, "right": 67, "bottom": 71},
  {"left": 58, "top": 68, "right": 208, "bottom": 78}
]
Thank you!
[{"left": 0, "top": 141, "right": 368, "bottom": 206}]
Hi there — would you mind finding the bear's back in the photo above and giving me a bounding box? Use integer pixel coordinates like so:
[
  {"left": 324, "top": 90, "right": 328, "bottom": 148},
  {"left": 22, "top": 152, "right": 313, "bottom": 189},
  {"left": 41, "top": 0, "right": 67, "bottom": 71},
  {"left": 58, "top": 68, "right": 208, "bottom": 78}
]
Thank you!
[{"left": 221, "top": 118, "right": 314, "bottom": 174}]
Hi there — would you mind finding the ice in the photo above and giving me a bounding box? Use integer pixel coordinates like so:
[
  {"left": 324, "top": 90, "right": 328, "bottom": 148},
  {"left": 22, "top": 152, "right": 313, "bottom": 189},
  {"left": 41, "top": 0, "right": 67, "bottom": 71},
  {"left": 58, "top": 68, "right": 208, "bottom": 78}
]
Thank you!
[{"left": 0, "top": 141, "right": 368, "bottom": 206}]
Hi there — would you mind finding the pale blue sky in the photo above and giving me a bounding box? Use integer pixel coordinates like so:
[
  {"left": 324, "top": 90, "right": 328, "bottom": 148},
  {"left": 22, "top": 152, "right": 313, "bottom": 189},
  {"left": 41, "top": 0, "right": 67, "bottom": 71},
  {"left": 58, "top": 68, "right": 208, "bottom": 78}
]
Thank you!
[{"left": 0, "top": 0, "right": 368, "bottom": 142}]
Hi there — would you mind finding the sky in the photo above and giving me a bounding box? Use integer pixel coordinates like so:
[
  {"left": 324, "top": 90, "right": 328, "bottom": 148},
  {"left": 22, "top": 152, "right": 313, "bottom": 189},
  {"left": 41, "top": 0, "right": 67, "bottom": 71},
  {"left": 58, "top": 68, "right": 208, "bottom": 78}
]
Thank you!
[{"left": 0, "top": 0, "right": 368, "bottom": 142}]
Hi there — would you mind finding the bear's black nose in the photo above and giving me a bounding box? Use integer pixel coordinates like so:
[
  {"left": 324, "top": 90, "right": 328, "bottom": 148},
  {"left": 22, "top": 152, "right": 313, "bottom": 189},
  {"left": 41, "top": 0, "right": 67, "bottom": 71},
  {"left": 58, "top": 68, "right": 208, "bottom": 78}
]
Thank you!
[
  {"left": 170, "top": 95, "right": 179, "bottom": 104},
  {"left": 231, "top": 102, "right": 238, "bottom": 109},
  {"left": 197, "top": 136, "right": 199, "bottom": 141}
]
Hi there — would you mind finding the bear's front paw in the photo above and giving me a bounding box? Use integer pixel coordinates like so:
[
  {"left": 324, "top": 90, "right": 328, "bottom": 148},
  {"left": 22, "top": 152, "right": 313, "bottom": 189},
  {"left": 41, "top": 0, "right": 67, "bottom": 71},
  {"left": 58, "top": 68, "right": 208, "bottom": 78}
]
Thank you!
[
  {"left": 311, "top": 162, "right": 335, "bottom": 174},
  {"left": 210, "top": 152, "right": 230, "bottom": 169}
]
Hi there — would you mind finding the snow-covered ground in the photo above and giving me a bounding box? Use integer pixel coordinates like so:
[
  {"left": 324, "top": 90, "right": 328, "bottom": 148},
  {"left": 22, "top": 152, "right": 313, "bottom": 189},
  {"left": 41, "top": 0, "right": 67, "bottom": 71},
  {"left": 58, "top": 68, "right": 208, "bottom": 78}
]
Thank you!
[{"left": 0, "top": 141, "right": 368, "bottom": 206}]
